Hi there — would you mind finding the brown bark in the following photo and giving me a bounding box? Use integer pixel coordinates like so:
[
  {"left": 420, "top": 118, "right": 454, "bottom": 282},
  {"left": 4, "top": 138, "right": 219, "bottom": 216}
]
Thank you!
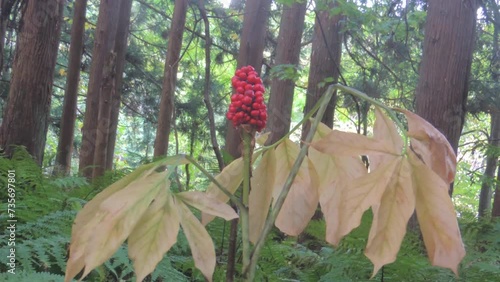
[
  {"left": 78, "top": 0, "right": 121, "bottom": 178},
  {"left": 54, "top": 0, "right": 88, "bottom": 175},
  {"left": 479, "top": 111, "right": 500, "bottom": 217},
  {"left": 301, "top": 1, "right": 343, "bottom": 139},
  {"left": 224, "top": 0, "right": 271, "bottom": 159},
  {"left": 153, "top": 0, "right": 188, "bottom": 157},
  {"left": 415, "top": 0, "right": 478, "bottom": 196},
  {"left": 0, "top": 0, "right": 17, "bottom": 77},
  {"left": 265, "top": 1, "right": 307, "bottom": 144},
  {"left": 105, "top": 0, "right": 133, "bottom": 171},
  {"left": 0, "top": 0, "right": 64, "bottom": 164}
]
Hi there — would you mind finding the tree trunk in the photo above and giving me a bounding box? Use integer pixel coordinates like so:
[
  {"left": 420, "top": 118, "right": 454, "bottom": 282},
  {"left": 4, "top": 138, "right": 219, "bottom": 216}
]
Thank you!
[
  {"left": 265, "top": 1, "right": 307, "bottom": 144},
  {"left": 301, "top": 1, "right": 343, "bottom": 139},
  {"left": 78, "top": 0, "right": 121, "bottom": 178},
  {"left": 0, "top": 0, "right": 17, "bottom": 78},
  {"left": 0, "top": 0, "right": 64, "bottom": 165},
  {"left": 478, "top": 110, "right": 500, "bottom": 217},
  {"left": 105, "top": 0, "right": 133, "bottom": 171},
  {"left": 54, "top": 0, "right": 88, "bottom": 175},
  {"left": 224, "top": 0, "right": 271, "bottom": 280},
  {"left": 224, "top": 0, "right": 271, "bottom": 159},
  {"left": 153, "top": 0, "right": 188, "bottom": 157},
  {"left": 489, "top": 0, "right": 500, "bottom": 218},
  {"left": 415, "top": 0, "right": 478, "bottom": 196}
]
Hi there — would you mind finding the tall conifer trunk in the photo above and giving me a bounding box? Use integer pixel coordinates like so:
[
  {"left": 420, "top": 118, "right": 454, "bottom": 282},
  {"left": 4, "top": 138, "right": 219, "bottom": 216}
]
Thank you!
[
  {"left": 415, "top": 0, "right": 478, "bottom": 196},
  {"left": 78, "top": 0, "right": 121, "bottom": 177},
  {"left": 54, "top": 0, "right": 88, "bottom": 175},
  {"left": 0, "top": 0, "right": 64, "bottom": 164}
]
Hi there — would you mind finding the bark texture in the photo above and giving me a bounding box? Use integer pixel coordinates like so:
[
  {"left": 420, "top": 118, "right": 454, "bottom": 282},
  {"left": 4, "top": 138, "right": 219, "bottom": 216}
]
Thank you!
[
  {"left": 153, "top": 0, "right": 188, "bottom": 157},
  {"left": 54, "top": 0, "right": 88, "bottom": 175},
  {"left": 266, "top": 1, "right": 307, "bottom": 144},
  {"left": 105, "top": 0, "right": 133, "bottom": 170},
  {"left": 79, "top": 0, "right": 121, "bottom": 177},
  {"left": 302, "top": 2, "right": 343, "bottom": 136},
  {"left": 415, "top": 0, "right": 478, "bottom": 195},
  {"left": 0, "top": 0, "right": 64, "bottom": 164}
]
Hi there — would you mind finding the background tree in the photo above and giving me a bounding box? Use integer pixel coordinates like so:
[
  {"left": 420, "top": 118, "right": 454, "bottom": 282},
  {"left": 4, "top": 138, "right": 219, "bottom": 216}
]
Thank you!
[
  {"left": 301, "top": 0, "right": 344, "bottom": 134},
  {"left": 78, "top": 0, "right": 121, "bottom": 177},
  {"left": 93, "top": 0, "right": 134, "bottom": 178},
  {"left": 265, "top": 0, "right": 307, "bottom": 144},
  {"left": 0, "top": 0, "right": 64, "bottom": 164},
  {"left": 415, "top": 0, "right": 479, "bottom": 193},
  {"left": 54, "top": 0, "right": 88, "bottom": 175},
  {"left": 153, "top": 0, "right": 188, "bottom": 157}
]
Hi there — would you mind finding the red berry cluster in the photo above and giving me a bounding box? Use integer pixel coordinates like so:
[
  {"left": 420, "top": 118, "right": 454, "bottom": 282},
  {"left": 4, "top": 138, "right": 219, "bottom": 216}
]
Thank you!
[{"left": 226, "top": 65, "right": 267, "bottom": 132}]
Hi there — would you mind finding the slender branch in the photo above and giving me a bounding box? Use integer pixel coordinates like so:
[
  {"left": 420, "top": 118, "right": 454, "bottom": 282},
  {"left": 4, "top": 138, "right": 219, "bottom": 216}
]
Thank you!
[{"left": 198, "top": 0, "right": 224, "bottom": 171}]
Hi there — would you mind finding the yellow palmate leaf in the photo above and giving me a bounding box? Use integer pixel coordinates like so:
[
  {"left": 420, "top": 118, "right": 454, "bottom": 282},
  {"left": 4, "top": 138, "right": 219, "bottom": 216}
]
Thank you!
[
  {"left": 249, "top": 149, "right": 276, "bottom": 243},
  {"left": 371, "top": 107, "right": 404, "bottom": 169},
  {"left": 273, "top": 139, "right": 319, "bottom": 236},
  {"left": 409, "top": 151, "right": 465, "bottom": 275},
  {"left": 82, "top": 169, "right": 168, "bottom": 278},
  {"left": 129, "top": 189, "right": 180, "bottom": 282},
  {"left": 178, "top": 201, "right": 216, "bottom": 282},
  {"left": 311, "top": 130, "right": 394, "bottom": 158},
  {"left": 201, "top": 157, "right": 244, "bottom": 225},
  {"left": 328, "top": 158, "right": 399, "bottom": 245},
  {"left": 365, "top": 158, "right": 415, "bottom": 275},
  {"left": 396, "top": 108, "right": 456, "bottom": 184},
  {"left": 65, "top": 161, "right": 164, "bottom": 282},
  {"left": 177, "top": 191, "right": 238, "bottom": 221}
]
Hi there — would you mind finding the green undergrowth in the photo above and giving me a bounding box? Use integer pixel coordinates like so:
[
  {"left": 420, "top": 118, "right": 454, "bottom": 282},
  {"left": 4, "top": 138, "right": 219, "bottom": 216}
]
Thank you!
[{"left": 0, "top": 150, "right": 499, "bottom": 281}]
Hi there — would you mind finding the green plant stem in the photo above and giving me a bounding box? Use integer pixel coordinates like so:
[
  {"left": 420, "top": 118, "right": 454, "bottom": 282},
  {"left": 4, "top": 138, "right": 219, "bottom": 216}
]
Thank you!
[
  {"left": 185, "top": 155, "right": 246, "bottom": 212},
  {"left": 334, "top": 84, "right": 408, "bottom": 150},
  {"left": 241, "top": 130, "right": 253, "bottom": 274},
  {"left": 244, "top": 85, "right": 336, "bottom": 281}
]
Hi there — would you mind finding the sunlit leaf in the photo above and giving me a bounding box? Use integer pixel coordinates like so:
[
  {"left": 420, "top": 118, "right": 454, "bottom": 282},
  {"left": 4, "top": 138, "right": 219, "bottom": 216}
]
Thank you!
[
  {"left": 273, "top": 139, "right": 319, "bottom": 236},
  {"left": 65, "top": 162, "right": 163, "bottom": 282},
  {"left": 328, "top": 158, "right": 399, "bottom": 245},
  {"left": 365, "top": 158, "right": 415, "bottom": 275},
  {"left": 396, "top": 108, "right": 457, "bottom": 184},
  {"left": 311, "top": 129, "right": 393, "bottom": 157},
  {"left": 128, "top": 188, "right": 180, "bottom": 282},
  {"left": 177, "top": 191, "right": 238, "bottom": 221},
  {"left": 201, "top": 157, "right": 244, "bottom": 225},
  {"left": 409, "top": 151, "right": 465, "bottom": 275},
  {"left": 178, "top": 201, "right": 216, "bottom": 281},
  {"left": 82, "top": 169, "right": 168, "bottom": 277},
  {"left": 249, "top": 149, "right": 276, "bottom": 243}
]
